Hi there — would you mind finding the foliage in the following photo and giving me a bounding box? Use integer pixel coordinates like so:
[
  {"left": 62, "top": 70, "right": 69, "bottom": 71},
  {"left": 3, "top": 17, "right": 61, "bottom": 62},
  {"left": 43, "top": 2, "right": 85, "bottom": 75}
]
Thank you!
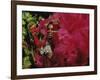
[{"left": 22, "top": 12, "right": 39, "bottom": 68}]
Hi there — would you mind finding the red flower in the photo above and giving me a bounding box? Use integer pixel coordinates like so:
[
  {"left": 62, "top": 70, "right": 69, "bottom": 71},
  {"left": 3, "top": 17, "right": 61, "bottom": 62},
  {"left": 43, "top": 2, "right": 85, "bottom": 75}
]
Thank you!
[
  {"left": 33, "top": 52, "right": 43, "bottom": 67},
  {"left": 33, "top": 12, "right": 89, "bottom": 67},
  {"left": 33, "top": 35, "right": 41, "bottom": 48}
]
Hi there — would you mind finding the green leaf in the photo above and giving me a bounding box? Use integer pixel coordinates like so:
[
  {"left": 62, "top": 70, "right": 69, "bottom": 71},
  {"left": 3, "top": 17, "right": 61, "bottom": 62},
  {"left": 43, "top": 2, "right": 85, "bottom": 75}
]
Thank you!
[
  {"left": 24, "top": 48, "right": 30, "bottom": 56},
  {"left": 25, "top": 12, "right": 31, "bottom": 18},
  {"left": 26, "top": 17, "right": 33, "bottom": 22},
  {"left": 22, "top": 27, "right": 27, "bottom": 36},
  {"left": 23, "top": 56, "right": 31, "bottom": 68},
  {"left": 22, "top": 35, "right": 25, "bottom": 40},
  {"left": 38, "top": 16, "right": 44, "bottom": 21},
  {"left": 22, "top": 13, "right": 26, "bottom": 20},
  {"left": 22, "top": 20, "right": 26, "bottom": 26}
]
